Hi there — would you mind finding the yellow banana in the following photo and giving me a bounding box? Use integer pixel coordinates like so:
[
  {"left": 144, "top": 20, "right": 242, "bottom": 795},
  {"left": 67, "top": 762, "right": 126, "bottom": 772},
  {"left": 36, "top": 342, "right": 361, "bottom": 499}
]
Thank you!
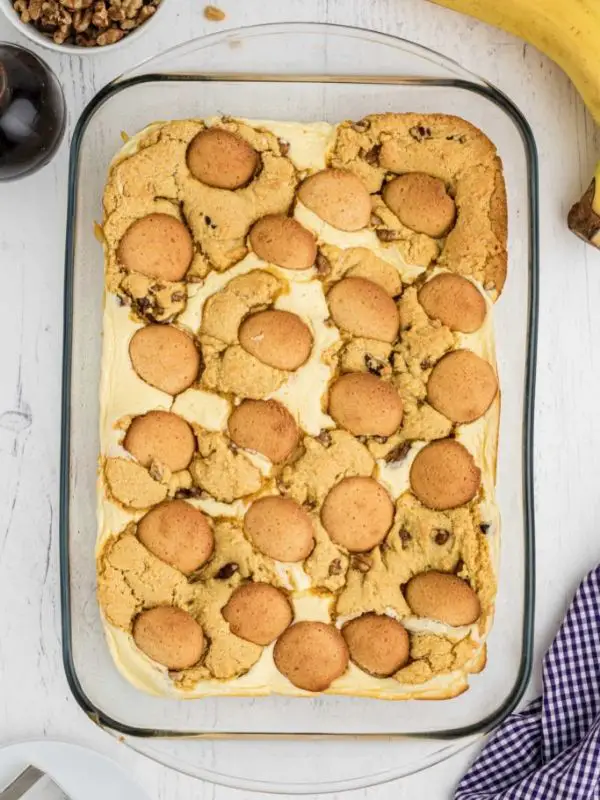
[{"left": 428, "top": 0, "right": 600, "bottom": 246}]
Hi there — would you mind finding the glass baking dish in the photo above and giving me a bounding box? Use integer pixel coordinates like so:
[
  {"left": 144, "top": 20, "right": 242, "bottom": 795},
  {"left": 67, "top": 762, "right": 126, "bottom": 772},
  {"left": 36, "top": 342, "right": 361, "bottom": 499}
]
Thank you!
[{"left": 60, "top": 22, "right": 538, "bottom": 793}]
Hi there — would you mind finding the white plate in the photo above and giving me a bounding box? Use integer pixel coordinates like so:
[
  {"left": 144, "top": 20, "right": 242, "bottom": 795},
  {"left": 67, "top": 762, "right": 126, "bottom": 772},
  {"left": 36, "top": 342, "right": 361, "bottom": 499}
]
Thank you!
[{"left": 0, "top": 741, "right": 149, "bottom": 800}]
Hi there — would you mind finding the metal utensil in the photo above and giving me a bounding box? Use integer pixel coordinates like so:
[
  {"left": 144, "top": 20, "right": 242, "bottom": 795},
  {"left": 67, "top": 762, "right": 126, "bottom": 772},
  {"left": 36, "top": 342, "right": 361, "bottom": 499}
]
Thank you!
[{"left": 0, "top": 766, "right": 70, "bottom": 800}]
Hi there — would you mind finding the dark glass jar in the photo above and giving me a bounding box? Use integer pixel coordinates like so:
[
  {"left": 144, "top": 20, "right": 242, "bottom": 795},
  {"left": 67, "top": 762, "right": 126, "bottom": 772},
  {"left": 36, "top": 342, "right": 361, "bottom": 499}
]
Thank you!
[{"left": 0, "top": 42, "right": 66, "bottom": 181}]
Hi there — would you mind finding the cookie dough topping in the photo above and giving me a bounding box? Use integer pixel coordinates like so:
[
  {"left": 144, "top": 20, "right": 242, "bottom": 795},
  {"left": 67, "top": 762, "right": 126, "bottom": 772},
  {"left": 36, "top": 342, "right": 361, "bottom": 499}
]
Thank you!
[
  {"left": 273, "top": 621, "right": 349, "bottom": 691},
  {"left": 342, "top": 613, "right": 410, "bottom": 677},
  {"left": 228, "top": 399, "right": 299, "bottom": 463},
  {"left": 328, "top": 373, "right": 403, "bottom": 437},
  {"left": 427, "top": 350, "right": 498, "bottom": 423},
  {"left": 238, "top": 310, "right": 313, "bottom": 371},
  {"left": 222, "top": 582, "right": 293, "bottom": 645},
  {"left": 244, "top": 496, "right": 315, "bottom": 562},
  {"left": 186, "top": 128, "right": 260, "bottom": 190},
  {"left": 104, "top": 457, "right": 168, "bottom": 509},
  {"left": 249, "top": 214, "right": 317, "bottom": 270},
  {"left": 129, "top": 324, "right": 201, "bottom": 395},
  {"left": 133, "top": 606, "right": 204, "bottom": 670},
  {"left": 418, "top": 273, "right": 487, "bottom": 332},
  {"left": 327, "top": 277, "right": 400, "bottom": 342},
  {"left": 123, "top": 410, "right": 196, "bottom": 472},
  {"left": 298, "top": 169, "right": 372, "bottom": 232},
  {"left": 321, "top": 476, "right": 394, "bottom": 552},
  {"left": 405, "top": 571, "right": 481, "bottom": 626},
  {"left": 117, "top": 214, "right": 194, "bottom": 282},
  {"left": 382, "top": 173, "right": 456, "bottom": 238},
  {"left": 136, "top": 500, "right": 214, "bottom": 575},
  {"left": 409, "top": 439, "right": 481, "bottom": 510}
]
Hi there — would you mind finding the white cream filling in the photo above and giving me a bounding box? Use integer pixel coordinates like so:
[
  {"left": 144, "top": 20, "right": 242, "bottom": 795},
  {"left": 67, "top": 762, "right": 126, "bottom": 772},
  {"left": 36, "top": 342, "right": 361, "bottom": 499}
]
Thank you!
[{"left": 99, "top": 118, "right": 502, "bottom": 699}]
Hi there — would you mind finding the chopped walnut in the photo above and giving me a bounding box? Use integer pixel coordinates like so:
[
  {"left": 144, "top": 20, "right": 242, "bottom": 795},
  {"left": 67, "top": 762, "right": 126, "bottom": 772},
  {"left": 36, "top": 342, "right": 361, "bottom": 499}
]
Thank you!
[
  {"left": 409, "top": 125, "right": 432, "bottom": 141},
  {"left": 204, "top": 4, "right": 225, "bottom": 20},
  {"left": 315, "top": 252, "right": 331, "bottom": 277},
  {"left": 351, "top": 555, "right": 371, "bottom": 573},
  {"left": 11, "top": 0, "right": 160, "bottom": 46},
  {"left": 384, "top": 442, "right": 411, "bottom": 463}
]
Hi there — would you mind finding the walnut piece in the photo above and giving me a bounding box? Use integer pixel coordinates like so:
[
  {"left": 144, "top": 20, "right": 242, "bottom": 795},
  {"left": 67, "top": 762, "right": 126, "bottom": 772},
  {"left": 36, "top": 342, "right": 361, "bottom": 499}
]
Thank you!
[{"left": 11, "top": 0, "right": 160, "bottom": 46}]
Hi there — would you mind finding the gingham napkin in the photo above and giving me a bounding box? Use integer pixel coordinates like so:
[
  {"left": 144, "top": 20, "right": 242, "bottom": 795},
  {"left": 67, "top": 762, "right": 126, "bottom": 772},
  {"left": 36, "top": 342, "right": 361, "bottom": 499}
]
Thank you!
[{"left": 455, "top": 565, "right": 600, "bottom": 799}]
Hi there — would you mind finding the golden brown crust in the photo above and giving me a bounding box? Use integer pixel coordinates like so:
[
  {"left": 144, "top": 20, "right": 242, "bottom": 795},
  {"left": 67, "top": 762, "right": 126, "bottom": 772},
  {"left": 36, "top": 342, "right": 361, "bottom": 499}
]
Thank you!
[
  {"left": 330, "top": 113, "right": 508, "bottom": 295},
  {"left": 99, "top": 114, "right": 503, "bottom": 700}
]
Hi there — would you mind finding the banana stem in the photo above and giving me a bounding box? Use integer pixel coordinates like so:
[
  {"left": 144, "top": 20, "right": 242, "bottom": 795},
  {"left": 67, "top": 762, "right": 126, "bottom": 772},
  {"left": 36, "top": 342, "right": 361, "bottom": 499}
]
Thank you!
[{"left": 568, "top": 162, "right": 600, "bottom": 249}]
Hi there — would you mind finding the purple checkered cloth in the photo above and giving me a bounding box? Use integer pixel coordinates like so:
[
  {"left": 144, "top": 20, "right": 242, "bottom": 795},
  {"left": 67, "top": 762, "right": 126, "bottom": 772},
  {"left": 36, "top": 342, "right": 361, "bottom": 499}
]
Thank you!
[{"left": 455, "top": 565, "right": 600, "bottom": 800}]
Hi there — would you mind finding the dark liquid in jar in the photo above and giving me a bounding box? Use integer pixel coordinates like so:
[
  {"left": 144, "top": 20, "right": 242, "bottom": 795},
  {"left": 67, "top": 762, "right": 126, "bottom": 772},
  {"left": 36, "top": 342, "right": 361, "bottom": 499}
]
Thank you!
[{"left": 0, "top": 44, "right": 65, "bottom": 181}]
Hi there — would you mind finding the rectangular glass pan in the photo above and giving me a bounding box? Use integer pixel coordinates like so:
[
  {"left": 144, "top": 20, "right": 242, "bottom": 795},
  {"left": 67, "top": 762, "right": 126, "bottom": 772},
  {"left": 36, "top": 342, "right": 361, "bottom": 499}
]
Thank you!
[{"left": 61, "top": 23, "right": 537, "bottom": 755}]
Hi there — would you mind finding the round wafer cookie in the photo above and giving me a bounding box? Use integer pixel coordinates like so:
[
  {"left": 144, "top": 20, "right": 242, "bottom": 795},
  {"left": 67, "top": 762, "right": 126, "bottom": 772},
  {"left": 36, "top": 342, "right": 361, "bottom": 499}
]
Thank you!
[
  {"left": 117, "top": 213, "right": 193, "bottom": 281},
  {"left": 273, "top": 621, "right": 349, "bottom": 692},
  {"left": 133, "top": 606, "right": 204, "bottom": 670}
]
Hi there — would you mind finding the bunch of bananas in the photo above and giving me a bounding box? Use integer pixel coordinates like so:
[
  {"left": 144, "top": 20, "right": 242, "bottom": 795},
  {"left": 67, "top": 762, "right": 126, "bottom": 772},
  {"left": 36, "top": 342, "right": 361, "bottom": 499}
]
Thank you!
[{"left": 428, "top": 0, "right": 600, "bottom": 248}]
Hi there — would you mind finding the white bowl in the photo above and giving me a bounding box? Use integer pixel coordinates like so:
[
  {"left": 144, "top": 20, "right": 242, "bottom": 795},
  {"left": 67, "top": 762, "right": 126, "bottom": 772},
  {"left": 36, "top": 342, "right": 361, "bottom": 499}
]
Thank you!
[{"left": 0, "top": 0, "right": 170, "bottom": 55}]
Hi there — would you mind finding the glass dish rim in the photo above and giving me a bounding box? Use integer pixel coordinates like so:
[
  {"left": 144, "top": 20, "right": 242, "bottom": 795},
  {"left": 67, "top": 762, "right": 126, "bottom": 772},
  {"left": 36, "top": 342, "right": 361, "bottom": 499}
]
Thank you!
[{"left": 60, "top": 20, "right": 538, "bottom": 742}]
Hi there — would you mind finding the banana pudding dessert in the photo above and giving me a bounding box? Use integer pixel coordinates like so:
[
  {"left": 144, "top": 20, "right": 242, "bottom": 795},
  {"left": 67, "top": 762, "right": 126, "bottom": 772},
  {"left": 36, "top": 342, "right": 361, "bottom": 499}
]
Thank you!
[{"left": 96, "top": 113, "right": 506, "bottom": 699}]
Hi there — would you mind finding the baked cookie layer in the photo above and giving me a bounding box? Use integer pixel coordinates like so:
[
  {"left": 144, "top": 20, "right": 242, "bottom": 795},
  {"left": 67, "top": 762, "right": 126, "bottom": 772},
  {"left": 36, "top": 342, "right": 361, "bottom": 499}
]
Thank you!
[{"left": 96, "top": 114, "right": 505, "bottom": 700}]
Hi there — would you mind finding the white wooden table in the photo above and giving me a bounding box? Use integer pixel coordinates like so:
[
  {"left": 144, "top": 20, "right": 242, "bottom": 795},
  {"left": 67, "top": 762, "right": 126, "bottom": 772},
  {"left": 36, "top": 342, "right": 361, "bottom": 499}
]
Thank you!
[{"left": 1, "top": 0, "right": 599, "bottom": 797}]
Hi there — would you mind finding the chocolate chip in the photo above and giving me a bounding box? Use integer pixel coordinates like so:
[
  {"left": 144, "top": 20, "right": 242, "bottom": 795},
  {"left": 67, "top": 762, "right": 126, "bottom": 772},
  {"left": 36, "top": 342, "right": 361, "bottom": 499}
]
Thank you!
[
  {"left": 302, "top": 498, "right": 318, "bottom": 511},
  {"left": 351, "top": 555, "right": 371, "bottom": 573},
  {"left": 215, "top": 562, "right": 239, "bottom": 580},
  {"left": 409, "top": 125, "right": 432, "bottom": 141},
  {"left": 446, "top": 134, "right": 467, "bottom": 144},
  {"left": 174, "top": 486, "right": 204, "bottom": 499},
  {"left": 376, "top": 229, "right": 402, "bottom": 243},
  {"left": 351, "top": 119, "right": 371, "bottom": 133},
  {"left": 315, "top": 252, "right": 331, "bottom": 276},
  {"left": 116, "top": 294, "right": 125, "bottom": 306},
  {"left": 384, "top": 442, "right": 411, "bottom": 463},
  {"left": 480, "top": 523, "right": 491, "bottom": 534},
  {"left": 399, "top": 529, "right": 412, "bottom": 549},
  {"left": 135, "top": 297, "right": 151, "bottom": 313},
  {"left": 455, "top": 559, "right": 465, "bottom": 574},
  {"left": 434, "top": 529, "right": 451, "bottom": 545},
  {"left": 365, "top": 353, "right": 385, "bottom": 376},
  {"left": 328, "top": 558, "right": 343, "bottom": 576},
  {"left": 360, "top": 144, "right": 381, "bottom": 166},
  {"left": 171, "top": 291, "right": 185, "bottom": 303},
  {"left": 316, "top": 429, "right": 332, "bottom": 447},
  {"left": 278, "top": 138, "right": 290, "bottom": 156},
  {"left": 420, "top": 358, "right": 432, "bottom": 371}
]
